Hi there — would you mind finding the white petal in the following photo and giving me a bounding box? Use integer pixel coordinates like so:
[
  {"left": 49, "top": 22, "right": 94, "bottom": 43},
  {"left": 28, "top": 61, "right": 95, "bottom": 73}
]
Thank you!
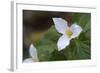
[
  {"left": 23, "top": 58, "right": 33, "bottom": 63},
  {"left": 53, "top": 18, "right": 68, "bottom": 34},
  {"left": 70, "top": 23, "right": 82, "bottom": 38},
  {"left": 57, "top": 35, "right": 70, "bottom": 51},
  {"left": 29, "top": 44, "right": 38, "bottom": 58}
]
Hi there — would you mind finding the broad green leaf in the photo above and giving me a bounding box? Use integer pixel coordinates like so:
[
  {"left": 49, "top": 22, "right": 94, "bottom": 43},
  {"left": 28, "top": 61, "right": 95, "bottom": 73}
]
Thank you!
[{"left": 35, "top": 26, "right": 59, "bottom": 61}]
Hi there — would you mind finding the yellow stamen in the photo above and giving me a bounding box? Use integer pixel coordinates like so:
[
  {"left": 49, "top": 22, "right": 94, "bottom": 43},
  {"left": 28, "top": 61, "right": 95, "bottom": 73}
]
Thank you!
[{"left": 66, "top": 29, "right": 73, "bottom": 37}]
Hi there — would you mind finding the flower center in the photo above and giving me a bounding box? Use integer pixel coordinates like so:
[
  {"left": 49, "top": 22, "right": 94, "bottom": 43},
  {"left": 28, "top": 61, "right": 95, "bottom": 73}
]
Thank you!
[{"left": 66, "top": 29, "right": 73, "bottom": 38}]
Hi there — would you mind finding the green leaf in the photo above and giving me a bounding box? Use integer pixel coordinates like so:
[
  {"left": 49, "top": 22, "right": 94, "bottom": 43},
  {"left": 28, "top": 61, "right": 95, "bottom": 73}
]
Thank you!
[
  {"left": 35, "top": 26, "right": 60, "bottom": 61},
  {"left": 49, "top": 49, "right": 67, "bottom": 61}
]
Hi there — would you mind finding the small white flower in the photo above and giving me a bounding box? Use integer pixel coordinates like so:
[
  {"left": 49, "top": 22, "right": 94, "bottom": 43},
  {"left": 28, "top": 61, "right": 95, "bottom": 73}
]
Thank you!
[
  {"left": 53, "top": 18, "right": 82, "bottom": 51},
  {"left": 23, "top": 44, "right": 39, "bottom": 63}
]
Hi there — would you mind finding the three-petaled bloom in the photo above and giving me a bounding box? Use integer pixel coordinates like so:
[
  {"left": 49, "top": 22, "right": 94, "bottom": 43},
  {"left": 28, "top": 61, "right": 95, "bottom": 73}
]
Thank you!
[
  {"left": 23, "top": 44, "right": 39, "bottom": 63},
  {"left": 53, "top": 18, "right": 83, "bottom": 51}
]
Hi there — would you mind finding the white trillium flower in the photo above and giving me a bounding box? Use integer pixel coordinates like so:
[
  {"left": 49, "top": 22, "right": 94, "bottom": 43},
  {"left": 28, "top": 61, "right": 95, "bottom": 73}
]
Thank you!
[
  {"left": 53, "top": 18, "right": 82, "bottom": 51},
  {"left": 23, "top": 44, "right": 39, "bottom": 63}
]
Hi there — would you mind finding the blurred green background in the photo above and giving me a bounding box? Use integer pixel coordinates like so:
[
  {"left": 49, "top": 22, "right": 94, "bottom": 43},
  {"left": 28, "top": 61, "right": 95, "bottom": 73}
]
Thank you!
[{"left": 23, "top": 12, "right": 91, "bottom": 61}]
